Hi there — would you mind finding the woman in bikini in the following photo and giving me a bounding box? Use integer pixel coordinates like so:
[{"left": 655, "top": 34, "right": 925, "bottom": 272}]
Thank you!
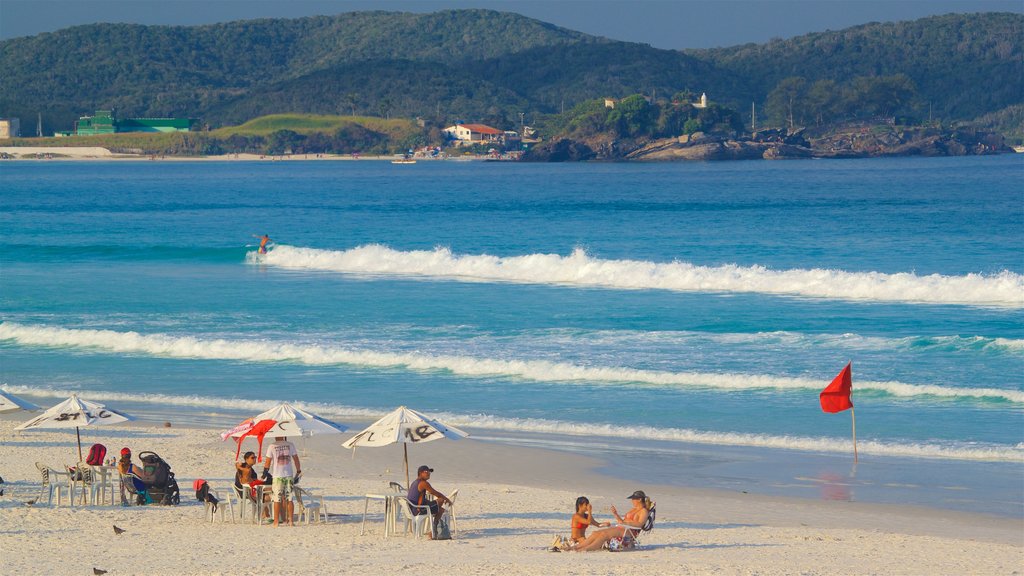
[
  {"left": 572, "top": 490, "right": 651, "bottom": 552},
  {"left": 570, "top": 496, "right": 609, "bottom": 544}
]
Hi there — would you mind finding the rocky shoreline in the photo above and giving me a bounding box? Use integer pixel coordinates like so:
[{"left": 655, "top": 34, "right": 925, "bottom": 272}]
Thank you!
[{"left": 523, "top": 123, "right": 1011, "bottom": 162}]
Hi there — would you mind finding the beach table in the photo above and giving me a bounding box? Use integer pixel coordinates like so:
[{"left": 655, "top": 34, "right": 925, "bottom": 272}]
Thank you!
[
  {"left": 361, "top": 493, "right": 402, "bottom": 537},
  {"left": 90, "top": 465, "right": 118, "bottom": 506}
]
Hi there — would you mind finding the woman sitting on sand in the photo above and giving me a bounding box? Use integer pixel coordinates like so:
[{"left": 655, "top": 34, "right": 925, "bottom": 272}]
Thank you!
[
  {"left": 570, "top": 496, "right": 610, "bottom": 544},
  {"left": 572, "top": 490, "right": 652, "bottom": 552}
]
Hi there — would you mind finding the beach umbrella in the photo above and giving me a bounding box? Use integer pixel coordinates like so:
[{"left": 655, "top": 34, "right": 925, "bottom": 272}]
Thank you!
[
  {"left": 15, "top": 394, "right": 132, "bottom": 461},
  {"left": 342, "top": 406, "right": 469, "bottom": 486},
  {"left": 0, "top": 389, "right": 39, "bottom": 413},
  {"left": 221, "top": 402, "right": 348, "bottom": 459}
]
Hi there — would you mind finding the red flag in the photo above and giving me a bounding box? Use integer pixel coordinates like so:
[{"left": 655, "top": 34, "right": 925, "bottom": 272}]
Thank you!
[{"left": 820, "top": 362, "right": 853, "bottom": 413}]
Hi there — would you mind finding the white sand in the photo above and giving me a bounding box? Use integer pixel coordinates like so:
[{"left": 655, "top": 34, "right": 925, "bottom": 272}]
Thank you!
[
  {"left": 0, "top": 146, "right": 476, "bottom": 161},
  {"left": 0, "top": 418, "right": 1020, "bottom": 575}
]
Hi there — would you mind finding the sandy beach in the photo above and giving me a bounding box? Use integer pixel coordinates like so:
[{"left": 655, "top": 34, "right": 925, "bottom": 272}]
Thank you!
[
  {"left": 0, "top": 146, "right": 475, "bottom": 161},
  {"left": 0, "top": 417, "right": 1020, "bottom": 576}
]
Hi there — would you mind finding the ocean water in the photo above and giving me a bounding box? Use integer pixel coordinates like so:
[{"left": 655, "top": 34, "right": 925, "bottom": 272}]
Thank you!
[{"left": 1, "top": 156, "right": 1022, "bottom": 515}]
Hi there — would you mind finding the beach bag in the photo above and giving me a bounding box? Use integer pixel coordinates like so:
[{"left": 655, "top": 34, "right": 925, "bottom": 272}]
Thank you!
[
  {"left": 86, "top": 443, "right": 107, "bottom": 466},
  {"left": 433, "top": 514, "right": 452, "bottom": 540},
  {"left": 193, "top": 479, "right": 218, "bottom": 512}
]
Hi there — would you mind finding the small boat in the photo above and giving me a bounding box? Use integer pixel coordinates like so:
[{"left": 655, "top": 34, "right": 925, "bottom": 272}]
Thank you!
[
  {"left": 1013, "top": 145, "right": 1024, "bottom": 154},
  {"left": 391, "top": 158, "right": 416, "bottom": 164}
]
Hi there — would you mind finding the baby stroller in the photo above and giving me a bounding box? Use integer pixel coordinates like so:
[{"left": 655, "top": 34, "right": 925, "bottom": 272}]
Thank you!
[{"left": 137, "top": 451, "right": 180, "bottom": 505}]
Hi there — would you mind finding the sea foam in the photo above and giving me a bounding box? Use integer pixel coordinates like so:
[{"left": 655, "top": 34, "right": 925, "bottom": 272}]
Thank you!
[
  {"left": 255, "top": 244, "right": 1024, "bottom": 307},
  {"left": 2, "top": 322, "right": 1020, "bottom": 403},
  {"left": 3, "top": 383, "right": 1020, "bottom": 462}
]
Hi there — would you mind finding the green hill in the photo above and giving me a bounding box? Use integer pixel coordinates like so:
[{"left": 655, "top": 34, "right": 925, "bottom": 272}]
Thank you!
[
  {"left": 0, "top": 10, "right": 1019, "bottom": 136},
  {"left": 692, "top": 12, "right": 1023, "bottom": 121}
]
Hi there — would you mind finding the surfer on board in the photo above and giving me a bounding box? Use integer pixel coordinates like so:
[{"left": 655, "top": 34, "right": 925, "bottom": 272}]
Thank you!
[{"left": 255, "top": 234, "right": 272, "bottom": 254}]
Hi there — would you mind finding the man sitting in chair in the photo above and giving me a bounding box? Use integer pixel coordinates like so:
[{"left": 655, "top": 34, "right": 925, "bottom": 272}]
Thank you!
[{"left": 407, "top": 465, "right": 451, "bottom": 537}]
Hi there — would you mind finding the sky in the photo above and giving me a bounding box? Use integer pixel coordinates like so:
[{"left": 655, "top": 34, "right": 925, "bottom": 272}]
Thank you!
[{"left": 1, "top": 0, "right": 1021, "bottom": 48}]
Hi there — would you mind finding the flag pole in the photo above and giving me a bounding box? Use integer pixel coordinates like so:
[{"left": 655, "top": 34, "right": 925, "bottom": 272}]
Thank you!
[{"left": 850, "top": 407, "right": 858, "bottom": 463}]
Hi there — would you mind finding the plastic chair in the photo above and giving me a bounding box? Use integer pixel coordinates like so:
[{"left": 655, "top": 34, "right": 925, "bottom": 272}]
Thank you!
[
  {"left": 86, "top": 464, "right": 117, "bottom": 506},
  {"left": 34, "top": 462, "right": 70, "bottom": 506},
  {"left": 397, "top": 497, "right": 433, "bottom": 538},
  {"left": 294, "top": 486, "right": 326, "bottom": 524},
  {"left": 203, "top": 487, "right": 233, "bottom": 523},
  {"left": 388, "top": 481, "right": 405, "bottom": 493},
  {"left": 446, "top": 488, "right": 459, "bottom": 538}
]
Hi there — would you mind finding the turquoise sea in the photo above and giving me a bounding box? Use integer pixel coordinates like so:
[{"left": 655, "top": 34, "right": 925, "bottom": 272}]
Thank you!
[{"left": 1, "top": 156, "right": 1021, "bottom": 516}]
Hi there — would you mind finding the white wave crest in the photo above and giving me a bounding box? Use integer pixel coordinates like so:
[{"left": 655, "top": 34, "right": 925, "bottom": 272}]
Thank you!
[
  {"left": 4, "top": 384, "right": 1020, "bottom": 462},
  {"left": 2, "top": 322, "right": 1021, "bottom": 403},
  {"left": 257, "top": 244, "right": 1024, "bottom": 307}
]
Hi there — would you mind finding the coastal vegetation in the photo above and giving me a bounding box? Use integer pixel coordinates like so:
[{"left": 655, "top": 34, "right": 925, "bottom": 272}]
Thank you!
[{"left": 0, "top": 10, "right": 1020, "bottom": 140}]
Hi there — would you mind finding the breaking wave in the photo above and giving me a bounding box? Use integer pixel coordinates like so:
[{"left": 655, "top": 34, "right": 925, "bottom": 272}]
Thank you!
[
  {"left": 4, "top": 384, "right": 1020, "bottom": 462},
  {"left": 2, "top": 322, "right": 1020, "bottom": 403},
  {"left": 253, "top": 244, "right": 1024, "bottom": 307}
]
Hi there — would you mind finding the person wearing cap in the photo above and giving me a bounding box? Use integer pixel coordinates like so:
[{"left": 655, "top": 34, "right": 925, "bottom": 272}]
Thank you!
[
  {"left": 571, "top": 490, "right": 652, "bottom": 552},
  {"left": 406, "top": 465, "right": 451, "bottom": 537},
  {"left": 117, "top": 447, "right": 147, "bottom": 504}
]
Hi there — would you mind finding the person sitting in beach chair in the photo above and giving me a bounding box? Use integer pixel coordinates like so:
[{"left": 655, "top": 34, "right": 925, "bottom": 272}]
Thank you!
[
  {"left": 117, "top": 447, "right": 150, "bottom": 505},
  {"left": 407, "top": 465, "right": 451, "bottom": 538},
  {"left": 234, "top": 451, "right": 270, "bottom": 517},
  {"left": 572, "top": 490, "right": 653, "bottom": 552}
]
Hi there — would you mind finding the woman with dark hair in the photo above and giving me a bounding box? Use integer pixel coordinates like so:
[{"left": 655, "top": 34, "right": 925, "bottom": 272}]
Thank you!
[
  {"left": 572, "top": 490, "right": 652, "bottom": 552},
  {"left": 570, "top": 496, "right": 609, "bottom": 544},
  {"left": 234, "top": 451, "right": 258, "bottom": 496}
]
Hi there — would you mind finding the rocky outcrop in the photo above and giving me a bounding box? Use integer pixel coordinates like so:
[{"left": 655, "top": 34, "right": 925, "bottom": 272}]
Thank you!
[
  {"left": 521, "top": 138, "right": 596, "bottom": 162},
  {"left": 522, "top": 125, "right": 1008, "bottom": 162}
]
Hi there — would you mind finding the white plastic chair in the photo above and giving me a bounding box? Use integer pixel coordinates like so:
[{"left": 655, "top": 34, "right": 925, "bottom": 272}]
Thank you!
[
  {"left": 397, "top": 497, "right": 433, "bottom": 538},
  {"left": 203, "top": 487, "right": 233, "bottom": 523},
  {"left": 446, "top": 488, "right": 459, "bottom": 538},
  {"left": 294, "top": 486, "right": 326, "bottom": 524},
  {"left": 35, "top": 462, "right": 70, "bottom": 506}
]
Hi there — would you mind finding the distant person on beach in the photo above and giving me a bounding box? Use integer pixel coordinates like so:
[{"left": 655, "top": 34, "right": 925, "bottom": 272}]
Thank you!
[
  {"left": 263, "top": 436, "right": 301, "bottom": 527},
  {"left": 407, "top": 465, "right": 451, "bottom": 537},
  {"left": 570, "top": 496, "right": 609, "bottom": 544},
  {"left": 572, "top": 490, "right": 651, "bottom": 552}
]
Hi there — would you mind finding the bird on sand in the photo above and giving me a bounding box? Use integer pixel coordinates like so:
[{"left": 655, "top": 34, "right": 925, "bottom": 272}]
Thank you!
[
  {"left": 93, "top": 568, "right": 108, "bottom": 575},
  {"left": 112, "top": 525, "right": 126, "bottom": 535}
]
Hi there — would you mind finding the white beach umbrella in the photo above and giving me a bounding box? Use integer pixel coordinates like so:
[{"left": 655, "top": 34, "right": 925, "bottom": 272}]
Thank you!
[
  {"left": 222, "top": 402, "right": 348, "bottom": 459},
  {"left": 15, "top": 394, "right": 133, "bottom": 461},
  {"left": 0, "top": 389, "right": 39, "bottom": 413},
  {"left": 342, "top": 406, "right": 469, "bottom": 485}
]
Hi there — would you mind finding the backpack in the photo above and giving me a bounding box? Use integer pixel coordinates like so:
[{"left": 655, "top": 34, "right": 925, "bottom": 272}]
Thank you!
[
  {"left": 193, "top": 478, "right": 218, "bottom": 512},
  {"left": 433, "top": 513, "right": 452, "bottom": 540},
  {"left": 86, "top": 443, "right": 107, "bottom": 466}
]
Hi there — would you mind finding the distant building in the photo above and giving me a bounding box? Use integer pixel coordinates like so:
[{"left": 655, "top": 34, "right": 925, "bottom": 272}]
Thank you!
[
  {"left": 444, "top": 123, "right": 504, "bottom": 145},
  {"left": 0, "top": 117, "right": 20, "bottom": 138},
  {"left": 693, "top": 93, "right": 708, "bottom": 109},
  {"left": 604, "top": 98, "right": 617, "bottom": 109},
  {"left": 61, "top": 110, "right": 197, "bottom": 136}
]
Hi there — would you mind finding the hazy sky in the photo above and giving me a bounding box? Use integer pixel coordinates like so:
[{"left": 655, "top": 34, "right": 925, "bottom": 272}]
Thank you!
[{"left": 1, "top": 0, "right": 1020, "bottom": 48}]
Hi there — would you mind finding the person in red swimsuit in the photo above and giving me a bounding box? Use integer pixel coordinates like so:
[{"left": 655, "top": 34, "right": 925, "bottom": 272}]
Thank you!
[
  {"left": 570, "top": 496, "right": 609, "bottom": 544},
  {"left": 572, "top": 490, "right": 652, "bottom": 552}
]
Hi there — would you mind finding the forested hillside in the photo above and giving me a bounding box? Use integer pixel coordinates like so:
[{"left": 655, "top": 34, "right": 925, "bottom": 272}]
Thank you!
[
  {"left": 0, "top": 10, "right": 1020, "bottom": 136},
  {"left": 693, "top": 13, "right": 1022, "bottom": 122}
]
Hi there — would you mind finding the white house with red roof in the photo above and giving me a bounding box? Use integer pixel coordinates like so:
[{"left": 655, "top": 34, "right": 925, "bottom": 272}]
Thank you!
[{"left": 444, "top": 123, "right": 504, "bottom": 145}]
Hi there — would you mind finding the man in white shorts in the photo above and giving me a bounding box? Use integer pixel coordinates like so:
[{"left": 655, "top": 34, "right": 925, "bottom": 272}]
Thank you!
[{"left": 263, "top": 436, "right": 302, "bottom": 526}]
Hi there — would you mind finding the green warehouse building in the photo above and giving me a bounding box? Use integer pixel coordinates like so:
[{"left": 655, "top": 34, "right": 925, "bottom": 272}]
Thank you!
[{"left": 64, "top": 110, "right": 197, "bottom": 136}]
